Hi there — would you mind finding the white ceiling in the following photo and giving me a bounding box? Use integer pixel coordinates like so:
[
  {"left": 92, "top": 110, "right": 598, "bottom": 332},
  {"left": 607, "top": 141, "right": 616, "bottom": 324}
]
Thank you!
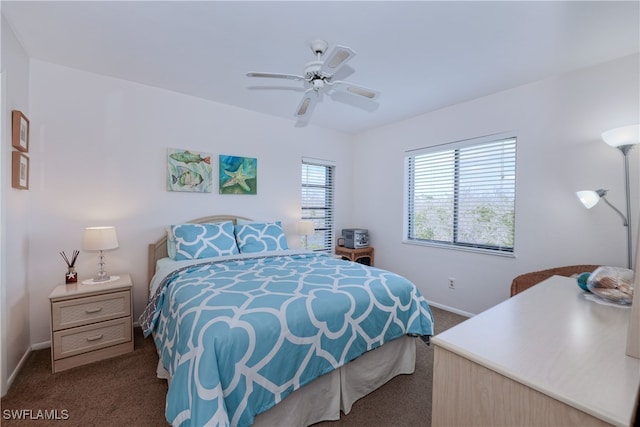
[{"left": 2, "top": 1, "right": 639, "bottom": 134}]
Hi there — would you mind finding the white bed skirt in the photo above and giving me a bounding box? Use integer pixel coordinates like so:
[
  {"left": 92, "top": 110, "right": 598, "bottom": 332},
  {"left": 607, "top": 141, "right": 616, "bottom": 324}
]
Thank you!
[
  {"left": 255, "top": 335, "right": 417, "bottom": 426},
  {"left": 156, "top": 335, "right": 417, "bottom": 426}
]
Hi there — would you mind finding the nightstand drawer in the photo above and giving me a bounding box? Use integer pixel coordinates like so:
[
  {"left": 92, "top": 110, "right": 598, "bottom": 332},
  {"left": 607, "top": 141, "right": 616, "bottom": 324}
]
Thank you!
[
  {"left": 52, "top": 317, "right": 132, "bottom": 360},
  {"left": 51, "top": 290, "right": 131, "bottom": 331}
]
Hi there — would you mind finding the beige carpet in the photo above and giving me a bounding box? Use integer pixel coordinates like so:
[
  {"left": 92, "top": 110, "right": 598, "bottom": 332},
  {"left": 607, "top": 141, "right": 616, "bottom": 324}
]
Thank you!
[{"left": 1, "top": 306, "right": 466, "bottom": 426}]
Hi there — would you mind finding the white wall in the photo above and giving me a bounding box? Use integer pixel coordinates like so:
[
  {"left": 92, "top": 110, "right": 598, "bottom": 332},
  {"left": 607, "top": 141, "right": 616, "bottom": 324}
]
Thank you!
[
  {"left": 3, "top": 15, "right": 638, "bottom": 391},
  {"left": 26, "top": 60, "right": 354, "bottom": 345},
  {"left": 1, "top": 13, "right": 31, "bottom": 396},
  {"left": 352, "top": 54, "right": 639, "bottom": 316}
]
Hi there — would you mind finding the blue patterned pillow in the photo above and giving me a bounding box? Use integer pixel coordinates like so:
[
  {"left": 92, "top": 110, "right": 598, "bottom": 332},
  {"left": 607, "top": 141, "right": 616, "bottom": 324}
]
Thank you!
[
  {"left": 234, "top": 222, "right": 289, "bottom": 254},
  {"left": 168, "top": 221, "right": 239, "bottom": 260}
]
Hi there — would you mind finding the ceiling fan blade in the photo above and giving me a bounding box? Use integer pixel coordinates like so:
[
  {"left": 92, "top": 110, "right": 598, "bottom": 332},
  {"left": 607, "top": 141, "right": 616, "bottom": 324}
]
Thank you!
[
  {"left": 330, "top": 81, "right": 379, "bottom": 100},
  {"left": 295, "top": 89, "right": 318, "bottom": 118},
  {"left": 319, "top": 46, "right": 355, "bottom": 76},
  {"left": 246, "top": 72, "right": 305, "bottom": 81}
]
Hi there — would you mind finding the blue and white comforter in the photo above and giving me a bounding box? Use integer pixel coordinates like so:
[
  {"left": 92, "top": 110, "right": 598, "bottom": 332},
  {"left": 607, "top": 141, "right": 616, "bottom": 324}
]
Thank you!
[{"left": 140, "top": 251, "right": 433, "bottom": 427}]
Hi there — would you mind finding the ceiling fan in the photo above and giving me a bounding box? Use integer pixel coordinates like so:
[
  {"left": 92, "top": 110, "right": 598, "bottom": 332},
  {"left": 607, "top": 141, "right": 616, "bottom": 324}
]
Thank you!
[{"left": 246, "top": 39, "right": 379, "bottom": 120}]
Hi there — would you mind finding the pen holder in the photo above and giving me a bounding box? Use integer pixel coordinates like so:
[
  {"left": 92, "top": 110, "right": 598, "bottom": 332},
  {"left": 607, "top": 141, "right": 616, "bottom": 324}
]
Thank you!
[{"left": 65, "top": 267, "right": 77, "bottom": 284}]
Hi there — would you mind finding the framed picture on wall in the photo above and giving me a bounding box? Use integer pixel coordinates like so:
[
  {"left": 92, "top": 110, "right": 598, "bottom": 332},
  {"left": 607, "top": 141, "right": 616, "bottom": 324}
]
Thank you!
[
  {"left": 219, "top": 155, "right": 257, "bottom": 195},
  {"left": 11, "top": 110, "right": 29, "bottom": 152},
  {"left": 166, "top": 148, "right": 213, "bottom": 193},
  {"left": 12, "top": 151, "right": 29, "bottom": 190}
]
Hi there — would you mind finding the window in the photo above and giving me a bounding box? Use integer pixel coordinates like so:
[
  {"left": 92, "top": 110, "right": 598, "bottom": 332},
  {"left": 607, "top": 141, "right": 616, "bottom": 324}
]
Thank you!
[
  {"left": 404, "top": 133, "right": 516, "bottom": 254},
  {"left": 301, "top": 159, "right": 335, "bottom": 252}
]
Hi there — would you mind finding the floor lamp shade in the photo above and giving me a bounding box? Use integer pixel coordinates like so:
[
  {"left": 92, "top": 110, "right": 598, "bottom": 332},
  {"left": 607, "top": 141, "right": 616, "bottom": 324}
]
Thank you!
[
  {"left": 576, "top": 190, "right": 602, "bottom": 209},
  {"left": 601, "top": 124, "right": 639, "bottom": 147}
]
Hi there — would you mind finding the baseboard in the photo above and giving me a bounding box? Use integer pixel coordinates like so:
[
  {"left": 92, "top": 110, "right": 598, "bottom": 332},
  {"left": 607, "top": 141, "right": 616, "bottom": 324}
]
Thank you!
[
  {"left": 6, "top": 346, "right": 32, "bottom": 394},
  {"left": 427, "top": 300, "right": 475, "bottom": 318},
  {"left": 32, "top": 340, "right": 51, "bottom": 350}
]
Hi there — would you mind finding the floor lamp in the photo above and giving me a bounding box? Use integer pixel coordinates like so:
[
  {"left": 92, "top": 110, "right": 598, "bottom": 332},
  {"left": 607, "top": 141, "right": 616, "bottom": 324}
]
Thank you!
[{"left": 576, "top": 124, "right": 639, "bottom": 269}]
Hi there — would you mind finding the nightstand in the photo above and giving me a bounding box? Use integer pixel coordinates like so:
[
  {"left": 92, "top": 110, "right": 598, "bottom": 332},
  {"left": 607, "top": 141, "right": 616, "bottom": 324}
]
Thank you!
[
  {"left": 335, "top": 246, "right": 374, "bottom": 266},
  {"left": 49, "top": 274, "right": 134, "bottom": 373}
]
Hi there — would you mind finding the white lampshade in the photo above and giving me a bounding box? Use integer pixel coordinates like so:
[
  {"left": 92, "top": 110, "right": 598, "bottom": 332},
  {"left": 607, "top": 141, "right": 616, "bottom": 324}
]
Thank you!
[
  {"left": 601, "top": 124, "right": 640, "bottom": 147},
  {"left": 576, "top": 190, "right": 601, "bottom": 209},
  {"left": 83, "top": 226, "right": 119, "bottom": 251},
  {"left": 297, "top": 220, "right": 315, "bottom": 236}
]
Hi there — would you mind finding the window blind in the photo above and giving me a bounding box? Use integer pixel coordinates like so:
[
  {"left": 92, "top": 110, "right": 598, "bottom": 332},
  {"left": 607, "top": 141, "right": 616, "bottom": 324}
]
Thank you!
[
  {"left": 405, "top": 134, "right": 516, "bottom": 253},
  {"left": 301, "top": 159, "right": 335, "bottom": 252}
]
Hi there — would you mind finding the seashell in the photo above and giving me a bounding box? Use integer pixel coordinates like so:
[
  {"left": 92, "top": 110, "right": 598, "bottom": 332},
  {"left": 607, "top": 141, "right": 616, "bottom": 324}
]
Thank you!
[{"left": 587, "top": 266, "right": 634, "bottom": 305}]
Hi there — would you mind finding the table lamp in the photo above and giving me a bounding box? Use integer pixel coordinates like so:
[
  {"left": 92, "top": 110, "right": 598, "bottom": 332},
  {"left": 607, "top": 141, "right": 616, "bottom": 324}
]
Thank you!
[
  {"left": 83, "top": 226, "right": 119, "bottom": 282},
  {"left": 297, "top": 220, "right": 315, "bottom": 249}
]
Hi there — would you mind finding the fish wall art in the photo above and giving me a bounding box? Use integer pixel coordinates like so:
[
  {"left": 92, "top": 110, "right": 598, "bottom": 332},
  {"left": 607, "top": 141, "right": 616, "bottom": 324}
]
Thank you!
[
  {"left": 219, "top": 155, "right": 257, "bottom": 195},
  {"left": 167, "top": 148, "right": 213, "bottom": 193}
]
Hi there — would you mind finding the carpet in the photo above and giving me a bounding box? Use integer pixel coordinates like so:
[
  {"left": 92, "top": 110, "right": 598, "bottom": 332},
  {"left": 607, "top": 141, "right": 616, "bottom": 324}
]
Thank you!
[{"left": 1, "top": 306, "right": 466, "bottom": 426}]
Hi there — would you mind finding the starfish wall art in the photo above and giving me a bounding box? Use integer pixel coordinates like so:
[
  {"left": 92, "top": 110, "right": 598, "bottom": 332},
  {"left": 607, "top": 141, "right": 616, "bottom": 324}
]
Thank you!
[{"left": 219, "top": 155, "right": 257, "bottom": 195}]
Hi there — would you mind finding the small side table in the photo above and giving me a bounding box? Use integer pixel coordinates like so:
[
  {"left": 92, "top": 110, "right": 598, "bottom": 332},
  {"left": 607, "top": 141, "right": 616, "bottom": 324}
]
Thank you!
[
  {"left": 49, "top": 273, "right": 134, "bottom": 373},
  {"left": 335, "top": 246, "right": 374, "bottom": 266}
]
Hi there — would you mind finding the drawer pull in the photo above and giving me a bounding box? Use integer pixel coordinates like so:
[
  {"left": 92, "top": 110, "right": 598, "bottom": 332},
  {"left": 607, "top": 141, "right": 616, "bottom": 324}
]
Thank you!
[
  {"left": 86, "top": 334, "right": 104, "bottom": 342},
  {"left": 85, "top": 307, "right": 103, "bottom": 314}
]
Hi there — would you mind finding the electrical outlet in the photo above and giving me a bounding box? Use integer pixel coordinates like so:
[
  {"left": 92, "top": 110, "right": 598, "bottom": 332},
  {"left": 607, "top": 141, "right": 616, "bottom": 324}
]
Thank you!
[{"left": 449, "top": 278, "right": 455, "bottom": 289}]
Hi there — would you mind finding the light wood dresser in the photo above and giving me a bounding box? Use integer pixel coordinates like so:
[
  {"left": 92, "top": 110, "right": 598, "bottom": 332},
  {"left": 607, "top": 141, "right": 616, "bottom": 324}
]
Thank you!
[
  {"left": 49, "top": 274, "right": 134, "bottom": 373},
  {"left": 432, "top": 275, "right": 639, "bottom": 426}
]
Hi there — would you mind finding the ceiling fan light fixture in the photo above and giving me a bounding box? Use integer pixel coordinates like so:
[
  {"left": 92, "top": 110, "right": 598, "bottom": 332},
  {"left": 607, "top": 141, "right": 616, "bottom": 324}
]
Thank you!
[{"left": 309, "top": 39, "right": 328, "bottom": 56}]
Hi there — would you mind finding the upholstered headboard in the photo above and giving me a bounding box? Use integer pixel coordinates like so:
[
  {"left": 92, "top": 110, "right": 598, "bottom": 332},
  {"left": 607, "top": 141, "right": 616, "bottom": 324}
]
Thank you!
[{"left": 147, "top": 215, "right": 251, "bottom": 288}]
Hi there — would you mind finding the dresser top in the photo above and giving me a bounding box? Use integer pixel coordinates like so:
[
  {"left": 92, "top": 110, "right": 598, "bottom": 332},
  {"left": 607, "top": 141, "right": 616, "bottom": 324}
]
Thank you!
[
  {"left": 49, "top": 273, "right": 132, "bottom": 300},
  {"left": 432, "top": 275, "right": 639, "bottom": 427}
]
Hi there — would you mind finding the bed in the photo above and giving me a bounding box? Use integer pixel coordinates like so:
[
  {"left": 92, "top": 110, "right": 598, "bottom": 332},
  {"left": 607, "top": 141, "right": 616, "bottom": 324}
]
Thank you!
[{"left": 141, "top": 215, "right": 434, "bottom": 427}]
